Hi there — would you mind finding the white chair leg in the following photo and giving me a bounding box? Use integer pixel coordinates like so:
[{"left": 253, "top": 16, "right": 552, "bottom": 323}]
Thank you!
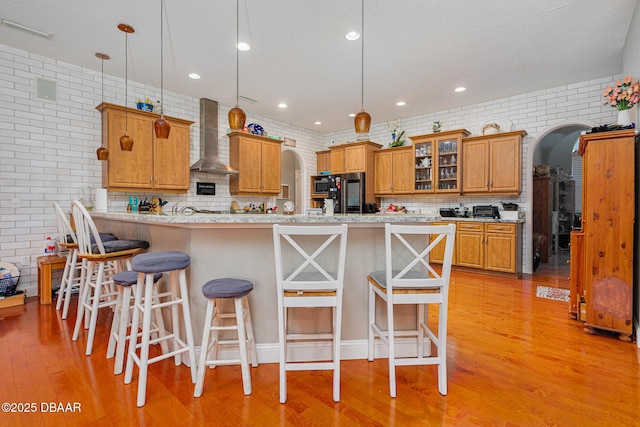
[
  {"left": 106, "top": 286, "right": 124, "bottom": 359},
  {"left": 85, "top": 262, "right": 106, "bottom": 356},
  {"left": 437, "top": 303, "right": 448, "bottom": 396},
  {"left": 178, "top": 269, "right": 197, "bottom": 383},
  {"left": 72, "top": 260, "right": 93, "bottom": 341},
  {"left": 136, "top": 274, "right": 155, "bottom": 407},
  {"left": 124, "top": 274, "right": 145, "bottom": 385},
  {"left": 333, "top": 291, "right": 343, "bottom": 402},
  {"left": 417, "top": 303, "right": 425, "bottom": 359},
  {"left": 169, "top": 271, "right": 181, "bottom": 366},
  {"left": 243, "top": 297, "right": 259, "bottom": 367},
  {"left": 387, "top": 297, "right": 397, "bottom": 398},
  {"left": 194, "top": 299, "right": 215, "bottom": 397},
  {"left": 113, "top": 286, "right": 132, "bottom": 375},
  {"left": 278, "top": 303, "right": 287, "bottom": 403},
  {"left": 235, "top": 297, "right": 252, "bottom": 395},
  {"left": 62, "top": 250, "right": 81, "bottom": 320},
  {"left": 56, "top": 254, "right": 72, "bottom": 311},
  {"left": 210, "top": 298, "right": 221, "bottom": 367},
  {"left": 367, "top": 284, "right": 375, "bottom": 361}
]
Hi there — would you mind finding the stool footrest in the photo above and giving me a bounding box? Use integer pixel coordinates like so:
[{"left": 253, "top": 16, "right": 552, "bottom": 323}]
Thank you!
[
  {"left": 286, "top": 362, "right": 335, "bottom": 371},
  {"left": 205, "top": 359, "right": 242, "bottom": 366}
]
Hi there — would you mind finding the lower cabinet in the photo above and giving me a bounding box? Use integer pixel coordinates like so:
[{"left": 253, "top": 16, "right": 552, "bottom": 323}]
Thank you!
[{"left": 431, "top": 221, "right": 521, "bottom": 276}]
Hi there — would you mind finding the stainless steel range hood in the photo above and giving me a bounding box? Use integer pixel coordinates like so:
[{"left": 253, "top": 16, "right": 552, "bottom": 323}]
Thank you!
[{"left": 190, "top": 98, "right": 239, "bottom": 175}]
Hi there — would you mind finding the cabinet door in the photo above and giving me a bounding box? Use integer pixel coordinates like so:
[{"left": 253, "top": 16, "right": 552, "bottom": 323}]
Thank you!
[
  {"left": 457, "top": 222, "right": 484, "bottom": 269},
  {"left": 374, "top": 150, "right": 393, "bottom": 195},
  {"left": 261, "top": 140, "right": 282, "bottom": 194},
  {"left": 106, "top": 111, "right": 153, "bottom": 189},
  {"left": 236, "top": 137, "right": 262, "bottom": 193},
  {"left": 430, "top": 222, "right": 457, "bottom": 265},
  {"left": 485, "top": 224, "right": 516, "bottom": 273},
  {"left": 392, "top": 148, "right": 414, "bottom": 193},
  {"left": 462, "top": 139, "right": 489, "bottom": 193},
  {"left": 317, "top": 151, "right": 331, "bottom": 173},
  {"left": 153, "top": 122, "right": 191, "bottom": 190},
  {"left": 330, "top": 148, "right": 346, "bottom": 173},
  {"left": 345, "top": 145, "right": 366, "bottom": 172},
  {"left": 489, "top": 136, "right": 520, "bottom": 193}
]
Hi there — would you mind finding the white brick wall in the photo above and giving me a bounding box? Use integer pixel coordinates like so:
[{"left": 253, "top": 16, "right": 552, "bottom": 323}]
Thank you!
[{"left": 0, "top": 42, "right": 623, "bottom": 295}]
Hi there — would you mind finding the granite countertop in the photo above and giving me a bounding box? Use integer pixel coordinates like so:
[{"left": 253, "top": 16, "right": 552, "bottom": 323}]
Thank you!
[{"left": 90, "top": 211, "right": 524, "bottom": 226}]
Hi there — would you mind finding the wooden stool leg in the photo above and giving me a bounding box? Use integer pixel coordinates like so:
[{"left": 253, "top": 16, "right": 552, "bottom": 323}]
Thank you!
[
  {"left": 235, "top": 297, "right": 252, "bottom": 395},
  {"left": 194, "top": 299, "right": 215, "bottom": 398},
  {"left": 243, "top": 296, "right": 259, "bottom": 367}
]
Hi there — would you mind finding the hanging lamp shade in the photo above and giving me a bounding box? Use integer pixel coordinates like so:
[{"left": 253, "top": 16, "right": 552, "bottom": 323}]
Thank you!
[
  {"left": 228, "top": 0, "right": 246, "bottom": 132},
  {"left": 96, "top": 52, "right": 110, "bottom": 161},
  {"left": 118, "top": 23, "right": 135, "bottom": 151},
  {"left": 354, "top": 0, "right": 371, "bottom": 140},
  {"left": 154, "top": 0, "right": 171, "bottom": 138}
]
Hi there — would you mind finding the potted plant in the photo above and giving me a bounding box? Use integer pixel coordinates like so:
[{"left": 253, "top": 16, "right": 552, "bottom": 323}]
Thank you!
[
  {"left": 601, "top": 76, "right": 640, "bottom": 126},
  {"left": 386, "top": 118, "right": 406, "bottom": 147}
]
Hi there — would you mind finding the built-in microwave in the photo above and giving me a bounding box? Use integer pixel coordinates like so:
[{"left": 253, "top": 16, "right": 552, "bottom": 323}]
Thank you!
[{"left": 314, "top": 177, "right": 331, "bottom": 194}]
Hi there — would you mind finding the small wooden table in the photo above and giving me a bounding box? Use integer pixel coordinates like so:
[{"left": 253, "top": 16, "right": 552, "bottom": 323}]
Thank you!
[{"left": 37, "top": 255, "right": 67, "bottom": 304}]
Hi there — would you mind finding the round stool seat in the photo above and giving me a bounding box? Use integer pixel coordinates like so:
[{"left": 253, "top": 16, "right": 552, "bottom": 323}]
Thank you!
[
  {"left": 113, "top": 270, "right": 163, "bottom": 287},
  {"left": 132, "top": 251, "right": 190, "bottom": 273},
  {"left": 202, "top": 278, "right": 254, "bottom": 299}
]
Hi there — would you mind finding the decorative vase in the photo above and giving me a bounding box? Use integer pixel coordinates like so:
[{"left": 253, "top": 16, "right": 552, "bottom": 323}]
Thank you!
[
  {"left": 617, "top": 109, "right": 632, "bottom": 126},
  {"left": 228, "top": 105, "right": 246, "bottom": 132},
  {"left": 354, "top": 109, "right": 371, "bottom": 141}
]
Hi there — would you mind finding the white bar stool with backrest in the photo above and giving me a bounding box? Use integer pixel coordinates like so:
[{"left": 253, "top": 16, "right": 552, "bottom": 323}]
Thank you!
[
  {"left": 272, "top": 224, "right": 348, "bottom": 403},
  {"left": 53, "top": 202, "right": 119, "bottom": 320},
  {"left": 124, "top": 251, "right": 197, "bottom": 407},
  {"left": 107, "top": 270, "right": 165, "bottom": 376},
  {"left": 194, "top": 277, "right": 258, "bottom": 397},
  {"left": 71, "top": 200, "right": 149, "bottom": 356},
  {"left": 367, "top": 223, "right": 456, "bottom": 397}
]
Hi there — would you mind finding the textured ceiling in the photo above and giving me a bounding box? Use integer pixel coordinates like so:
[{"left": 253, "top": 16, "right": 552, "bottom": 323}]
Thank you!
[{"left": 0, "top": 0, "right": 637, "bottom": 132}]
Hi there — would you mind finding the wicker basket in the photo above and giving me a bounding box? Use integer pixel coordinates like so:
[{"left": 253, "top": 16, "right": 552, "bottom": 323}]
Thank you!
[{"left": 0, "top": 262, "right": 20, "bottom": 297}]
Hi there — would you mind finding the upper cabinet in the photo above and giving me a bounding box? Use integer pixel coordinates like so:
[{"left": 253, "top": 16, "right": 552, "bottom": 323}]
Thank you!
[
  {"left": 316, "top": 150, "right": 331, "bottom": 174},
  {"left": 462, "top": 130, "right": 526, "bottom": 195},
  {"left": 328, "top": 141, "right": 381, "bottom": 174},
  {"left": 373, "top": 146, "right": 414, "bottom": 195},
  {"left": 97, "top": 102, "right": 194, "bottom": 193},
  {"left": 410, "top": 129, "right": 470, "bottom": 194},
  {"left": 229, "top": 132, "right": 283, "bottom": 195}
]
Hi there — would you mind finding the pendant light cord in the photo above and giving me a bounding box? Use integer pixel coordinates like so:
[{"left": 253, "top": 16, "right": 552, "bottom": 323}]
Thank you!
[
  {"left": 236, "top": 0, "right": 240, "bottom": 106},
  {"left": 160, "top": 0, "right": 164, "bottom": 109},
  {"left": 361, "top": 0, "right": 364, "bottom": 110},
  {"left": 124, "top": 31, "right": 128, "bottom": 133}
]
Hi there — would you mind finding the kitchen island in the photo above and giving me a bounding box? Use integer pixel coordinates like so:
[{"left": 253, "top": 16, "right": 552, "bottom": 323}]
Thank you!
[{"left": 90, "top": 211, "right": 520, "bottom": 362}]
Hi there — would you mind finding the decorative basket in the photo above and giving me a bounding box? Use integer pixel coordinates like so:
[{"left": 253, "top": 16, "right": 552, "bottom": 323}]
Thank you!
[{"left": 0, "top": 262, "right": 20, "bottom": 297}]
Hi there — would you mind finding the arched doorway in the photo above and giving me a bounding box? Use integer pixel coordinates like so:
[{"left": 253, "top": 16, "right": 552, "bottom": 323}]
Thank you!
[
  {"left": 279, "top": 149, "right": 305, "bottom": 214},
  {"left": 524, "top": 120, "right": 595, "bottom": 274}
]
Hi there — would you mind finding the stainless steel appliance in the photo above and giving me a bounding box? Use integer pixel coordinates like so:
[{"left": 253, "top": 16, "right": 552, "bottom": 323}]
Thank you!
[
  {"left": 473, "top": 205, "right": 499, "bottom": 218},
  {"left": 313, "top": 176, "right": 331, "bottom": 194},
  {"left": 327, "top": 172, "right": 366, "bottom": 214}
]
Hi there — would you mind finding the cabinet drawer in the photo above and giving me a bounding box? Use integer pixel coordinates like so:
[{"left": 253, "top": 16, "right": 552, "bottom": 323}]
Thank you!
[
  {"left": 456, "top": 222, "right": 483, "bottom": 232},
  {"left": 485, "top": 223, "right": 516, "bottom": 234}
]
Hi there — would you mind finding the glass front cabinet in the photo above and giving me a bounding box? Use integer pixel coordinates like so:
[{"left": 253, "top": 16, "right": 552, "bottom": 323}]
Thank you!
[{"left": 411, "top": 129, "right": 470, "bottom": 194}]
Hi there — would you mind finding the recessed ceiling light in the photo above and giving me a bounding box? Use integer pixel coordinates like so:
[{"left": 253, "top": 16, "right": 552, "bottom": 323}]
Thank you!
[
  {"left": 345, "top": 31, "right": 360, "bottom": 41},
  {"left": 454, "top": 86, "right": 466, "bottom": 92},
  {"left": 348, "top": 113, "right": 356, "bottom": 118},
  {"left": 188, "top": 73, "right": 201, "bottom": 80},
  {"left": 396, "top": 101, "right": 406, "bottom": 106},
  {"left": 314, "top": 121, "right": 322, "bottom": 125},
  {"left": 237, "top": 42, "right": 250, "bottom": 51},
  {"left": 278, "top": 103, "right": 287, "bottom": 108}
]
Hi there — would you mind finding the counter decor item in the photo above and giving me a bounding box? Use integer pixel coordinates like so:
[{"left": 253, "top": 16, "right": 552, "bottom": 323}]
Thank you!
[
  {"left": 432, "top": 120, "right": 441, "bottom": 133},
  {"left": 136, "top": 99, "right": 154, "bottom": 112},
  {"left": 482, "top": 123, "right": 501, "bottom": 135},
  {"left": 601, "top": 76, "right": 639, "bottom": 126}
]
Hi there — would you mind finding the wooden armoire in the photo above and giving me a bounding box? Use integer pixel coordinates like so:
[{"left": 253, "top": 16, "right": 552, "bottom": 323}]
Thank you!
[{"left": 577, "top": 129, "right": 637, "bottom": 341}]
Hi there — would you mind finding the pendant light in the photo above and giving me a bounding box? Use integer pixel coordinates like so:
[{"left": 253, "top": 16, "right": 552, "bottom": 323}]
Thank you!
[
  {"left": 95, "top": 52, "right": 110, "bottom": 161},
  {"left": 354, "top": 0, "right": 371, "bottom": 140},
  {"left": 228, "top": 0, "right": 246, "bottom": 132},
  {"left": 118, "top": 23, "right": 135, "bottom": 151},
  {"left": 153, "top": 0, "right": 171, "bottom": 138}
]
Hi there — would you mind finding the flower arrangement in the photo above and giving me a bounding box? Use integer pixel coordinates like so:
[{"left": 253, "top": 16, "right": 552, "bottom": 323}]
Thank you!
[
  {"left": 601, "top": 76, "right": 640, "bottom": 111},
  {"left": 432, "top": 120, "right": 442, "bottom": 133},
  {"left": 386, "top": 118, "right": 406, "bottom": 147}
]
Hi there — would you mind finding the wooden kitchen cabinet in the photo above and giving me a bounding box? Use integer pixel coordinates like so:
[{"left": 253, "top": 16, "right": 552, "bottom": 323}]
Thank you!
[
  {"left": 532, "top": 176, "right": 553, "bottom": 263},
  {"left": 229, "top": 132, "right": 283, "bottom": 195},
  {"left": 457, "top": 222, "right": 484, "bottom": 269},
  {"left": 373, "top": 146, "right": 414, "bottom": 195},
  {"left": 580, "top": 130, "right": 636, "bottom": 341},
  {"left": 97, "top": 102, "right": 194, "bottom": 193},
  {"left": 411, "top": 129, "right": 470, "bottom": 194},
  {"left": 569, "top": 230, "right": 585, "bottom": 320},
  {"left": 484, "top": 223, "right": 518, "bottom": 274},
  {"left": 430, "top": 222, "right": 458, "bottom": 265},
  {"left": 316, "top": 150, "right": 331, "bottom": 173},
  {"left": 462, "top": 130, "right": 526, "bottom": 195},
  {"left": 329, "top": 141, "right": 381, "bottom": 174}
]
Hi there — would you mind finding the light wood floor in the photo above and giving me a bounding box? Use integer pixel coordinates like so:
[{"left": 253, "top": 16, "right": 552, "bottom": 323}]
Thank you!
[{"left": 1, "top": 268, "right": 638, "bottom": 427}]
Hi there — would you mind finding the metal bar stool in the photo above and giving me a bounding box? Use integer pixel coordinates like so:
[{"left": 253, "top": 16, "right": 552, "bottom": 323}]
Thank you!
[
  {"left": 194, "top": 278, "right": 258, "bottom": 397},
  {"left": 124, "top": 251, "right": 197, "bottom": 407},
  {"left": 106, "top": 270, "right": 165, "bottom": 375}
]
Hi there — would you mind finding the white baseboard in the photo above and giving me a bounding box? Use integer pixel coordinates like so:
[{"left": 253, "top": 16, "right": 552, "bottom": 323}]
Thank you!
[{"left": 193, "top": 337, "right": 431, "bottom": 365}]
